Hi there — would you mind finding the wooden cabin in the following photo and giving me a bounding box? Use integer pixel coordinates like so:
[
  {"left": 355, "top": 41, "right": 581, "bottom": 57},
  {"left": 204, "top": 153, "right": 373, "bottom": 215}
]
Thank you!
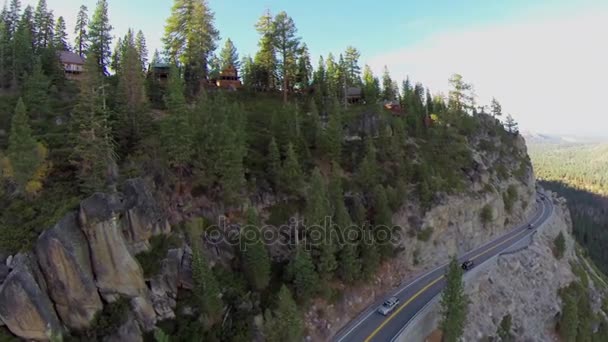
[
  {"left": 383, "top": 100, "right": 404, "bottom": 115},
  {"left": 59, "top": 51, "right": 85, "bottom": 80},
  {"left": 216, "top": 65, "right": 242, "bottom": 90},
  {"left": 346, "top": 87, "right": 363, "bottom": 104},
  {"left": 150, "top": 63, "right": 170, "bottom": 83}
]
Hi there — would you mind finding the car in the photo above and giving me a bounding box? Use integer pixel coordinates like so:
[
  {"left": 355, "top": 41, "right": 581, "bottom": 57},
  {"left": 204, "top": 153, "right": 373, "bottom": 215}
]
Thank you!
[
  {"left": 461, "top": 260, "right": 474, "bottom": 271},
  {"left": 528, "top": 223, "right": 534, "bottom": 229},
  {"left": 377, "top": 296, "right": 400, "bottom": 316}
]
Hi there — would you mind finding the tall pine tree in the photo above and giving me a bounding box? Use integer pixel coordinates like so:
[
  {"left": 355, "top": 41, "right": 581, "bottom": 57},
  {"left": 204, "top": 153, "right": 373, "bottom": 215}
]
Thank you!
[
  {"left": 241, "top": 207, "right": 271, "bottom": 291},
  {"left": 219, "top": 38, "right": 239, "bottom": 71},
  {"left": 263, "top": 285, "right": 303, "bottom": 342},
  {"left": 74, "top": 5, "right": 88, "bottom": 57},
  {"left": 254, "top": 10, "right": 276, "bottom": 91},
  {"left": 440, "top": 257, "right": 469, "bottom": 342},
  {"left": 52, "top": 16, "right": 69, "bottom": 51},
  {"left": 88, "top": 0, "right": 113, "bottom": 74}
]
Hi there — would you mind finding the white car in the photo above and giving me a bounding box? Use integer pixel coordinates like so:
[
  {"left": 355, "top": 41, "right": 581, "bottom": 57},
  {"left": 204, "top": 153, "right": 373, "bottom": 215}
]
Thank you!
[{"left": 377, "top": 296, "right": 400, "bottom": 316}]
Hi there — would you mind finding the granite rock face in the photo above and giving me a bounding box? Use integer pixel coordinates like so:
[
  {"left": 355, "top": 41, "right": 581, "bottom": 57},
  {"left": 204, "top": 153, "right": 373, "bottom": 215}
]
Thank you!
[
  {"left": 79, "top": 192, "right": 147, "bottom": 301},
  {"left": 36, "top": 211, "right": 103, "bottom": 330},
  {"left": 122, "top": 178, "right": 171, "bottom": 254},
  {"left": 0, "top": 253, "right": 63, "bottom": 340}
]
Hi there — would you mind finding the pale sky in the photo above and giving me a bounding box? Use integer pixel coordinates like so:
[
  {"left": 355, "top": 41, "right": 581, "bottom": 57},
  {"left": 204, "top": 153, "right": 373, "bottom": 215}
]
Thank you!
[{"left": 18, "top": 0, "right": 608, "bottom": 137}]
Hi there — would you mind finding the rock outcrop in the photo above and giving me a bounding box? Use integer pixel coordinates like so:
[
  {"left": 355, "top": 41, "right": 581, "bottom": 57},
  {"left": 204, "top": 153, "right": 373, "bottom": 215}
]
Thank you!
[
  {"left": 79, "top": 192, "right": 147, "bottom": 301},
  {"left": 0, "top": 178, "right": 169, "bottom": 341},
  {"left": 122, "top": 178, "right": 170, "bottom": 254},
  {"left": 35, "top": 211, "right": 103, "bottom": 330},
  {"left": 0, "top": 253, "right": 62, "bottom": 340}
]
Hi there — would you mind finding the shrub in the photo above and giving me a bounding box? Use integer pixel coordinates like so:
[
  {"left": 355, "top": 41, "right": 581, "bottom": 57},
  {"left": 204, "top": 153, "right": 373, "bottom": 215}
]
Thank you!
[
  {"left": 417, "top": 227, "right": 434, "bottom": 242},
  {"left": 135, "top": 234, "right": 181, "bottom": 277},
  {"left": 554, "top": 231, "right": 566, "bottom": 259},
  {"left": 480, "top": 204, "right": 493, "bottom": 224},
  {"left": 503, "top": 185, "right": 518, "bottom": 214}
]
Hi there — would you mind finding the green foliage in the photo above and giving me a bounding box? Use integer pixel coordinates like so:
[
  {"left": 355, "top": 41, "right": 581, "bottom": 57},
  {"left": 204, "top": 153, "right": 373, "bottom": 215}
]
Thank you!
[
  {"left": 74, "top": 297, "right": 130, "bottom": 339},
  {"left": 241, "top": 208, "right": 271, "bottom": 291},
  {"left": 191, "top": 244, "right": 223, "bottom": 322},
  {"left": 219, "top": 38, "right": 239, "bottom": 71},
  {"left": 558, "top": 281, "right": 596, "bottom": 342},
  {"left": 153, "top": 328, "right": 170, "bottom": 342},
  {"left": 480, "top": 204, "right": 494, "bottom": 225},
  {"left": 503, "top": 185, "right": 518, "bottom": 214},
  {"left": 417, "top": 227, "right": 434, "bottom": 242},
  {"left": 554, "top": 231, "right": 566, "bottom": 259},
  {"left": 263, "top": 285, "right": 303, "bottom": 342},
  {"left": 496, "top": 314, "right": 513, "bottom": 341},
  {"left": 278, "top": 143, "right": 304, "bottom": 196},
  {"left": 440, "top": 257, "right": 468, "bottom": 342},
  {"left": 6, "top": 98, "right": 44, "bottom": 193},
  {"left": 286, "top": 247, "right": 319, "bottom": 302},
  {"left": 88, "top": 0, "right": 113, "bottom": 74},
  {"left": 135, "top": 235, "right": 181, "bottom": 277}
]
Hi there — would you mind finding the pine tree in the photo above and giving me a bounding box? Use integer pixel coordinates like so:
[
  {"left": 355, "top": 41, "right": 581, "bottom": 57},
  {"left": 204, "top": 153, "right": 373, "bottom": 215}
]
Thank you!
[
  {"left": 191, "top": 244, "right": 223, "bottom": 322},
  {"left": 160, "top": 64, "right": 193, "bottom": 175},
  {"left": 320, "top": 102, "right": 342, "bottom": 161},
  {"left": 23, "top": 58, "right": 50, "bottom": 120},
  {"left": 110, "top": 36, "right": 123, "bottom": 73},
  {"left": 312, "top": 56, "right": 326, "bottom": 104},
  {"left": 360, "top": 225, "right": 380, "bottom": 279},
  {"left": 6, "top": 0, "right": 21, "bottom": 36},
  {"left": 263, "top": 285, "right": 303, "bottom": 342},
  {"left": 362, "top": 65, "right": 380, "bottom": 104},
  {"left": 267, "top": 136, "right": 281, "bottom": 189},
  {"left": 560, "top": 291, "right": 578, "bottom": 341},
  {"left": 0, "top": 15, "right": 9, "bottom": 89},
  {"left": 33, "top": 0, "right": 53, "bottom": 49},
  {"left": 287, "top": 247, "right": 319, "bottom": 301},
  {"left": 497, "top": 314, "right": 513, "bottom": 341},
  {"left": 279, "top": 143, "right": 304, "bottom": 196},
  {"left": 135, "top": 30, "right": 148, "bottom": 71},
  {"left": 254, "top": 10, "right": 276, "bottom": 91},
  {"left": 52, "top": 16, "right": 69, "bottom": 51},
  {"left": 295, "top": 43, "right": 312, "bottom": 90},
  {"left": 301, "top": 98, "right": 321, "bottom": 149},
  {"left": 219, "top": 38, "right": 239, "bottom": 71},
  {"left": 504, "top": 114, "right": 518, "bottom": 134},
  {"left": 88, "top": 0, "right": 113, "bottom": 74},
  {"left": 12, "top": 6, "right": 35, "bottom": 86},
  {"left": 241, "top": 207, "right": 271, "bottom": 291},
  {"left": 273, "top": 11, "right": 299, "bottom": 103},
  {"left": 325, "top": 53, "right": 340, "bottom": 98},
  {"left": 330, "top": 172, "right": 361, "bottom": 283},
  {"left": 381, "top": 66, "right": 395, "bottom": 101},
  {"left": 343, "top": 46, "right": 361, "bottom": 86},
  {"left": 357, "top": 139, "right": 379, "bottom": 191},
  {"left": 164, "top": 0, "right": 219, "bottom": 96},
  {"left": 490, "top": 98, "right": 502, "bottom": 117},
  {"left": 116, "top": 29, "right": 148, "bottom": 153},
  {"left": 440, "top": 257, "right": 469, "bottom": 342},
  {"left": 448, "top": 73, "right": 474, "bottom": 113},
  {"left": 74, "top": 5, "right": 88, "bottom": 57},
  {"left": 70, "top": 55, "right": 115, "bottom": 194},
  {"left": 6, "top": 98, "right": 43, "bottom": 193}
]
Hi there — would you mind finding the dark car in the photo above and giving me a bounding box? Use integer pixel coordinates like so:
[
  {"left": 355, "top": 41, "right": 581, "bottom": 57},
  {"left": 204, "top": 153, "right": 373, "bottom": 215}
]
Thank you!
[
  {"left": 528, "top": 223, "right": 534, "bottom": 229},
  {"left": 461, "top": 260, "right": 474, "bottom": 271}
]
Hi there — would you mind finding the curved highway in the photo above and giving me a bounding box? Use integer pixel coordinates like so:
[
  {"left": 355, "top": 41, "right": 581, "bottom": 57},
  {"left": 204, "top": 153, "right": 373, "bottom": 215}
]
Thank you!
[{"left": 335, "top": 193, "right": 553, "bottom": 342}]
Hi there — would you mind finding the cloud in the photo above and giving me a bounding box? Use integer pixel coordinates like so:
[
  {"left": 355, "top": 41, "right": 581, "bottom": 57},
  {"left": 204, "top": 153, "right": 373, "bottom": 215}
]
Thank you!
[{"left": 366, "top": 8, "right": 608, "bottom": 136}]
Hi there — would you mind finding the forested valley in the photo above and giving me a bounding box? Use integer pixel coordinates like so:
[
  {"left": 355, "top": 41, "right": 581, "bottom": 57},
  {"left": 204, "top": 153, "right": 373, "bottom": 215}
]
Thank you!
[{"left": 529, "top": 143, "right": 608, "bottom": 275}]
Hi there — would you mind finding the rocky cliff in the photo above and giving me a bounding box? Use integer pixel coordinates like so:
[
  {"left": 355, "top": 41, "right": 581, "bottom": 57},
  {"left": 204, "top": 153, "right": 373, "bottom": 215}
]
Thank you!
[
  {"left": 462, "top": 192, "right": 608, "bottom": 341},
  {"left": 0, "top": 178, "right": 189, "bottom": 341}
]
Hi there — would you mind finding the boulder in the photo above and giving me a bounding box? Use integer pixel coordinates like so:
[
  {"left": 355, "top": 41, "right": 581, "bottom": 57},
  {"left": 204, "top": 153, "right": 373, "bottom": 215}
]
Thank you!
[
  {"left": 149, "top": 248, "right": 182, "bottom": 320},
  {"left": 121, "top": 178, "right": 170, "bottom": 254},
  {"left": 79, "top": 193, "right": 147, "bottom": 301},
  {"left": 0, "top": 253, "right": 62, "bottom": 340},
  {"left": 36, "top": 212, "right": 103, "bottom": 330}
]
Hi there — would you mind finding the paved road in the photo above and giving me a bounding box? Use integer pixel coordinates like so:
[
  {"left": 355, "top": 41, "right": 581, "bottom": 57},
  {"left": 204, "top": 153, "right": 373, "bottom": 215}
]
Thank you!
[{"left": 334, "top": 193, "right": 553, "bottom": 342}]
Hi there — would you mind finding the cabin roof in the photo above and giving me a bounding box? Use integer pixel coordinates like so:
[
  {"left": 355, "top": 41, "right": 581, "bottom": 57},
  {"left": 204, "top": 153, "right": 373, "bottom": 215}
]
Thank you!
[{"left": 59, "top": 51, "right": 85, "bottom": 65}]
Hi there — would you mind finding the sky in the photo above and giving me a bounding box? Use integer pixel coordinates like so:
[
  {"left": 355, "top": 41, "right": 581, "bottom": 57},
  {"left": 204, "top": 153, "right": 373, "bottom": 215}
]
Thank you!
[{"left": 19, "top": 0, "right": 608, "bottom": 137}]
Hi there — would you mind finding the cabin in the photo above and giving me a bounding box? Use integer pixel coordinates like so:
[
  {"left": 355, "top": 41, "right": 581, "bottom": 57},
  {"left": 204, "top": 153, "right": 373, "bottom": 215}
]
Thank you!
[
  {"left": 150, "top": 63, "right": 170, "bottom": 83},
  {"left": 59, "top": 51, "right": 85, "bottom": 80},
  {"left": 346, "top": 87, "right": 363, "bottom": 104},
  {"left": 216, "top": 65, "right": 242, "bottom": 90},
  {"left": 383, "top": 100, "right": 404, "bottom": 115}
]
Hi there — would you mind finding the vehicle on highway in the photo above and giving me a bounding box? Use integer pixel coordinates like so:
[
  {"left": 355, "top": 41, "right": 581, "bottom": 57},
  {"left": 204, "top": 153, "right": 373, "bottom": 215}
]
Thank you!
[
  {"left": 461, "top": 260, "right": 474, "bottom": 271},
  {"left": 528, "top": 223, "right": 534, "bottom": 229},
  {"left": 377, "top": 297, "right": 400, "bottom": 316}
]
